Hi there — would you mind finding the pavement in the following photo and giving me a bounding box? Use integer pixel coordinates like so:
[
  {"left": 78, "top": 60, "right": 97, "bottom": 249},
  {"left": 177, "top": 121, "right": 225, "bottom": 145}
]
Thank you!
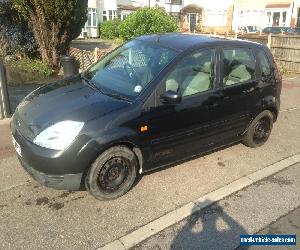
[{"left": 0, "top": 75, "right": 300, "bottom": 249}]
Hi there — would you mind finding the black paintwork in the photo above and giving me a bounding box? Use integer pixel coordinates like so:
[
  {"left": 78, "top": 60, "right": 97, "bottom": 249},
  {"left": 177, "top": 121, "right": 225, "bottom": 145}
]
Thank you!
[{"left": 11, "top": 33, "right": 282, "bottom": 190}]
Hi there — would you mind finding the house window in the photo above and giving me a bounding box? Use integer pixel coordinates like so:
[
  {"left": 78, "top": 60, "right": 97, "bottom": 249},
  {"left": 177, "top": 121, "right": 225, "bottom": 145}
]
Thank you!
[
  {"left": 87, "top": 8, "right": 97, "bottom": 27},
  {"left": 282, "top": 11, "right": 287, "bottom": 25},
  {"left": 297, "top": 7, "right": 300, "bottom": 27},
  {"left": 109, "top": 10, "right": 113, "bottom": 20},
  {"left": 267, "top": 12, "right": 272, "bottom": 24},
  {"left": 165, "top": 0, "right": 182, "bottom": 4}
]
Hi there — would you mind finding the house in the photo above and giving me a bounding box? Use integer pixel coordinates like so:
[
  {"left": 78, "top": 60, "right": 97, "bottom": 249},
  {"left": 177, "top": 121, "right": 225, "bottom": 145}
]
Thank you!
[
  {"left": 81, "top": 0, "right": 138, "bottom": 38},
  {"left": 81, "top": 0, "right": 300, "bottom": 38},
  {"left": 154, "top": 0, "right": 234, "bottom": 33},
  {"left": 232, "top": 0, "right": 298, "bottom": 32},
  {"left": 82, "top": 0, "right": 235, "bottom": 37},
  {"left": 291, "top": 0, "right": 300, "bottom": 27}
]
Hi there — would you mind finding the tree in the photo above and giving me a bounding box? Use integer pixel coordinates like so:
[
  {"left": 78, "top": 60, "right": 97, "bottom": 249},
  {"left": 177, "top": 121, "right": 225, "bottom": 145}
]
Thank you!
[
  {"left": 0, "top": 1, "right": 38, "bottom": 58},
  {"left": 11, "top": 0, "right": 88, "bottom": 68},
  {"left": 119, "top": 7, "right": 178, "bottom": 41}
]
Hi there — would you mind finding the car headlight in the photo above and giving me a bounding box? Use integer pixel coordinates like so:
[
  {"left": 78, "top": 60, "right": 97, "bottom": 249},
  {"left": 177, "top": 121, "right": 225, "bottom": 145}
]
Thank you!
[{"left": 33, "top": 120, "right": 84, "bottom": 150}]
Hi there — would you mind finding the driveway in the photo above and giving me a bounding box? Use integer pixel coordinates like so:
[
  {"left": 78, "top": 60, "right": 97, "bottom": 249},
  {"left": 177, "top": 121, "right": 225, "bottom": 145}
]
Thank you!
[{"left": 0, "top": 75, "right": 300, "bottom": 249}]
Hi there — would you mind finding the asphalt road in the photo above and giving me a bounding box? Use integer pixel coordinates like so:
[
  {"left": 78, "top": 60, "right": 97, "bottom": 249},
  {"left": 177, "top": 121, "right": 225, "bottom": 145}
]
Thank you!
[
  {"left": 0, "top": 75, "right": 299, "bottom": 249},
  {"left": 134, "top": 163, "right": 300, "bottom": 250}
]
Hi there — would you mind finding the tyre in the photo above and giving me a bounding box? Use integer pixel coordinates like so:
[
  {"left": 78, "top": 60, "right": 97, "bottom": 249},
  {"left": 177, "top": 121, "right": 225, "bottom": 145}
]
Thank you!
[
  {"left": 243, "top": 110, "right": 274, "bottom": 148},
  {"left": 85, "top": 146, "right": 138, "bottom": 200}
]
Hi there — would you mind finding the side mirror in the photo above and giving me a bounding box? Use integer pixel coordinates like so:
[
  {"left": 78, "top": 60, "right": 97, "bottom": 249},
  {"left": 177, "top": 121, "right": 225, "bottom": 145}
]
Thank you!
[{"left": 160, "top": 90, "right": 182, "bottom": 105}]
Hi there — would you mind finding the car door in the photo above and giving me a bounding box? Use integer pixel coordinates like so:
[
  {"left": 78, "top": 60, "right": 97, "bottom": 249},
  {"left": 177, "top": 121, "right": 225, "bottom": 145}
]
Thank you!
[
  {"left": 141, "top": 48, "right": 221, "bottom": 170},
  {"left": 208, "top": 46, "right": 261, "bottom": 142}
]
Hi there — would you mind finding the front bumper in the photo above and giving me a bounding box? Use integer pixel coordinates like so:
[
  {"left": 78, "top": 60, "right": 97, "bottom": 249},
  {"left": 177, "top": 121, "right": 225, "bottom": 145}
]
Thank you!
[
  {"left": 19, "top": 156, "right": 83, "bottom": 190},
  {"left": 11, "top": 118, "right": 100, "bottom": 191}
]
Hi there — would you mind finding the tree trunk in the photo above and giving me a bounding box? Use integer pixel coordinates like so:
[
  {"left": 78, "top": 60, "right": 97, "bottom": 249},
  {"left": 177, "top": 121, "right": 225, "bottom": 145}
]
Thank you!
[
  {"left": 27, "top": 6, "right": 60, "bottom": 69},
  {"left": 12, "top": 0, "right": 88, "bottom": 70}
]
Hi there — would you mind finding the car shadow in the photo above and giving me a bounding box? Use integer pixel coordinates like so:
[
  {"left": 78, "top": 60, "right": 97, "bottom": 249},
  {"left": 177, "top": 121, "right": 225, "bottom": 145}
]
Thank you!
[{"left": 171, "top": 200, "right": 249, "bottom": 250}]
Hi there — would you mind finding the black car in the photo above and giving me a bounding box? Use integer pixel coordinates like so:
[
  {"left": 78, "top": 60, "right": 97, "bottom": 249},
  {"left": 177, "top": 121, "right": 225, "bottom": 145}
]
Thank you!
[
  {"left": 11, "top": 33, "right": 282, "bottom": 200},
  {"left": 294, "top": 27, "right": 300, "bottom": 34},
  {"left": 262, "top": 26, "right": 296, "bottom": 34}
]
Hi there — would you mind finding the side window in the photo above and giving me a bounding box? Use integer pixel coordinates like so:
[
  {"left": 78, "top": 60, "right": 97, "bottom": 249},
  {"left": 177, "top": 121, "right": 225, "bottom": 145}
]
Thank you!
[
  {"left": 256, "top": 49, "right": 271, "bottom": 77},
  {"left": 165, "top": 49, "right": 215, "bottom": 97},
  {"left": 222, "top": 48, "right": 256, "bottom": 86}
]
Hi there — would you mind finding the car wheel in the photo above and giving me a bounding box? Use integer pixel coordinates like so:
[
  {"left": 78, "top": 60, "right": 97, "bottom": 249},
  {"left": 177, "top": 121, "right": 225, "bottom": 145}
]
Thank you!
[
  {"left": 243, "top": 110, "right": 274, "bottom": 148},
  {"left": 85, "top": 146, "right": 138, "bottom": 200}
]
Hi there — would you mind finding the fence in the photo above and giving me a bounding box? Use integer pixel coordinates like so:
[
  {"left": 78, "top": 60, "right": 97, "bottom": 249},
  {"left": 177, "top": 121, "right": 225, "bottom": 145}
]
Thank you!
[
  {"left": 237, "top": 34, "right": 300, "bottom": 73},
  {"left": 69, "top": 47, "right": 115, "bottom": 71},
  {"left": 71, "top": 34, "right": 300, "bottom": 73}
]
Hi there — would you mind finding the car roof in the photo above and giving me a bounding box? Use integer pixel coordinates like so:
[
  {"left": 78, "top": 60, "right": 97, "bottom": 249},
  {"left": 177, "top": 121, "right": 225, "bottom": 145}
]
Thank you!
[{"left": 136, "top": 33, "right": 265, "bottom": 51}]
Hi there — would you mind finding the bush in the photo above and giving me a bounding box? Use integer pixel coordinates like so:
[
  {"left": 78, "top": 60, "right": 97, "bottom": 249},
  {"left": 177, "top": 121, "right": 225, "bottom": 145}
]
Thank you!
[
  {"left": 8, "top": 58, "right": 53, "bottom": 77},
  {"left": 99, "top": 19, "right": 121, "bottom": 39},
  {"left": 119, "top": 7, "right": 178, "bottom": 41}
]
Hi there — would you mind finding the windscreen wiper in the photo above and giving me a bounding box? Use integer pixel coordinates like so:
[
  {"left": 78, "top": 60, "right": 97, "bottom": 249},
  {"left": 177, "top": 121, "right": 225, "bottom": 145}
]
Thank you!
[
  {"left": 81, "top": 74, "right": 101, "bottom": 92},
  {"left": 81, "top": 74, "right": 131, "bottom": 102},
  {"left": 104, "top": 92, "right": 131, "bottom": 102}
]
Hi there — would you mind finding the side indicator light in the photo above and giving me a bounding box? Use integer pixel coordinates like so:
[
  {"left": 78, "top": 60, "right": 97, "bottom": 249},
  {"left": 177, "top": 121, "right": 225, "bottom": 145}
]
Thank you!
[{"left": 140, "top": 125, "right": 148, "bottom": 132}]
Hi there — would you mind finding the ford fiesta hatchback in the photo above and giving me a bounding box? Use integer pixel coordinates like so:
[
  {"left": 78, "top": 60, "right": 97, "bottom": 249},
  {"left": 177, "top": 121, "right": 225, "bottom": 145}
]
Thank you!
[{"left": 11, "top": 33, "right": 282, "bottom": 200}]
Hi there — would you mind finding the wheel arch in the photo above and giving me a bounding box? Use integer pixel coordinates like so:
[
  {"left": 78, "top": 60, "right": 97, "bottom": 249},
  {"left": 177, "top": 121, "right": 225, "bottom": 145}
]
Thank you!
[
  {"left": 265, "top": 106, "right": 278, "bottom": 122},
  {"left": 253, "top": 96, "right": 280, "bottom": 123},
  {"left": 113, "top": 141, "right": 144, "bottom": 175},
  {"left": 92, "top": 140, "right": 144, "bottom": 175}
]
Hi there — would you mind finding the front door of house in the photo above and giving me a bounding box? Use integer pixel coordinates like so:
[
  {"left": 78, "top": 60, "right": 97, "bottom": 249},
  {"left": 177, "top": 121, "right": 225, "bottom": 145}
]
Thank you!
[
  {"left": 189, "top": 14, "right": 197, "bottom": 32},
  {"left": 273, "top": 12, "right": 280, "bottom": 26}
]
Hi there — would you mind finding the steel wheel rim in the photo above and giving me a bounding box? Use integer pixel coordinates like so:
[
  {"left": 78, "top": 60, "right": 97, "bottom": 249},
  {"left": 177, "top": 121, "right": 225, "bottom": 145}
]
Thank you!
[
  {"left": 253, "top": 117, "right": 271, "bottom": 144},
  {"left": 97, "top": 157, "right": 129, "bottom": 193}
]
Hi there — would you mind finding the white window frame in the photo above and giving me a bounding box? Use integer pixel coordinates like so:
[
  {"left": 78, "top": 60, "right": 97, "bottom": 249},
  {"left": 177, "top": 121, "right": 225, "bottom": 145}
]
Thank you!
[{"left": 87, "top": 8, "right": 97, "bottom": 27}]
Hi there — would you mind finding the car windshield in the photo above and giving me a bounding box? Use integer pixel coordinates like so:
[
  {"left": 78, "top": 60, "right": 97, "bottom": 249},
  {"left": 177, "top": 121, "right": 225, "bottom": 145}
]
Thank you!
[
  {"left": 282, "top": 27, "right": 294, "bottom": 32},
  {"left": 84, "top": 40, "right": 178, "bottom": 101},
  {"left": 247, "top": 26, "right": 256, "bottom": 32}
]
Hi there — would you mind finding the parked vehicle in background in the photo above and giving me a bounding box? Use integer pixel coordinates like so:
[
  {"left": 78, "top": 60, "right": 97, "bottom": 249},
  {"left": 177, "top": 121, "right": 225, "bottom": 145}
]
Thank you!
[
  {"left": 11, "top": 33, "right": 282, "bottom": 200},
  {"left": 239, "top": 26, "right": 261, "bottom": 34},
  {"left": 294, "top": 27, "right": 300, "bottom": 34},
  {"left": 262, "top": 26, "right": 296, "bottom": 34}
]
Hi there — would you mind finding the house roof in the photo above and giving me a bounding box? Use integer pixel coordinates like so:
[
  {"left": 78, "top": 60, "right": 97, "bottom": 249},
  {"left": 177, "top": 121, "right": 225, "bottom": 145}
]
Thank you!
[
  {"left": 265, "top": 3, "right": 291, "bottom": 8},
  {"left": 117, "top": 4, "right": 138, "bottom": 10}
]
